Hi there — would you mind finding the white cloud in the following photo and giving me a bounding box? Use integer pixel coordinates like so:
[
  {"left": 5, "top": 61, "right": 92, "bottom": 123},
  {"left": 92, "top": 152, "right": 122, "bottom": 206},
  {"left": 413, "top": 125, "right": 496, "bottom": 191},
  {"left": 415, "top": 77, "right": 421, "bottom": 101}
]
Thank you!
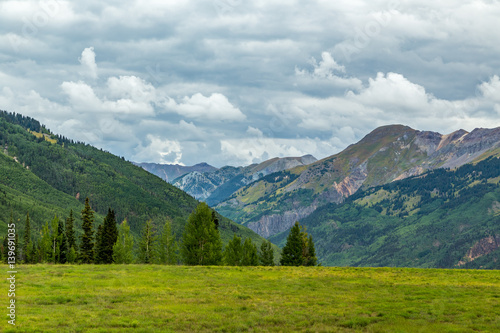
[
  {"left": 61, "top": 76, "right": 156, "bottom": 116},
  {"left": 134, "top": 135, "right": 183, "bottom": 164},
  {"left": 164, "top": 93, "right": 246, "bottom": 121},
  {"left": 61, "top": 80, "right": 101, "bottom": 109},
  {"left": 479, "top": 75, "right": 500, "bottom": 103},
  {"left": 1, "top": 1, "right": 500, "bottom": 167},
  {"left": 295, "top": 52, "right": 363, "bottom": 90},
  {"left": 348, "top": 72, "right": 430, "bottom": 110},
  {"left": 79, "top": 47, "right": 98, "bottom": 79},
  {"left": 246, "top": 126, "right": 264, "bottom": 137}
]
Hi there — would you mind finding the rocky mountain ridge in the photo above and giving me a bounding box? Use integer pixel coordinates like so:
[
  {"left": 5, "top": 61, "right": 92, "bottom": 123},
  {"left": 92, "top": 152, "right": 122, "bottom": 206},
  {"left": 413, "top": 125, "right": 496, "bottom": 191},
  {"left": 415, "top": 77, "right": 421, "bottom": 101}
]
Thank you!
[
  {"left": 172, "top": 155, "right": 317, "bottom": 205},
  {"left": 216, "top": 125, "right": 500, "bottom": 238}
]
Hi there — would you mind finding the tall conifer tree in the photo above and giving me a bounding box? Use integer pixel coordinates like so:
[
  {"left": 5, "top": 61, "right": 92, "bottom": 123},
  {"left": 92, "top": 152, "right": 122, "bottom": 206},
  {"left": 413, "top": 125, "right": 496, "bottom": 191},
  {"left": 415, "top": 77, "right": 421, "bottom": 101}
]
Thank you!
[
  {"left": 280, "top": 222, "right": 317, "bottom": 266},
  {"left": 280, "top": 222, "right": 305, "bottom": 266},
  {"left": 66, "top": 210, "right": 77, "bottom": 263},
  {"left": 80, "top": 197, "right": 95, "bottom": 264},
  {"left": 94, "top": 224, "right": 104, "bottom": 264},
  {"left": 95, "top": 209, "right": 118, "bottom": 264},
  {"left": 66, "top": 210, "right": 76, "bottom": 249},
  {"left": 57, "top": 220, "right": 68, "bottom": 264}
]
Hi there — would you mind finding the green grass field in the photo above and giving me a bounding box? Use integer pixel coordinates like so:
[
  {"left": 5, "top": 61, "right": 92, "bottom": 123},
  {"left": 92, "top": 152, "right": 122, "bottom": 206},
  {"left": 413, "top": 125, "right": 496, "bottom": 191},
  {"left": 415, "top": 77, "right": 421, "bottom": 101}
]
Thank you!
[{"left": 2, "top": 265, "right": 499, "bottom": 332}]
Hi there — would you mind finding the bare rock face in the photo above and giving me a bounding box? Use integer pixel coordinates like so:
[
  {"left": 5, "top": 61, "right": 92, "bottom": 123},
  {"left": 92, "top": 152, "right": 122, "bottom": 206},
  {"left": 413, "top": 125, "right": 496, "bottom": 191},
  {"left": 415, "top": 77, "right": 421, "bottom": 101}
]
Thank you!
[
  {"left": 458, "top": 235, "right": 500, "bottom": 266},
  {"left": 247, "top": 205, "right": 318, "bottom": 238}
]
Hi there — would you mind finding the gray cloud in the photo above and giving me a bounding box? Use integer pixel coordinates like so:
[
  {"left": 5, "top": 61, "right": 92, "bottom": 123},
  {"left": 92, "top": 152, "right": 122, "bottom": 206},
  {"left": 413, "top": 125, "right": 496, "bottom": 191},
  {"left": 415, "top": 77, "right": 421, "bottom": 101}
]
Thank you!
[{"left": 0, "top": 0, "right": 499, "bottom": 167}]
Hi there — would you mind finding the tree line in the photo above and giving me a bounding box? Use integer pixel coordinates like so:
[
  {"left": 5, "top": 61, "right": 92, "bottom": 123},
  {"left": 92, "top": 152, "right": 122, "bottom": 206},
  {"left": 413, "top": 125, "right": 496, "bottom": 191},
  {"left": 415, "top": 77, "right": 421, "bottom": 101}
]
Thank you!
[{"left": 1, "top": 199, "right": 316, "bottom": 266}]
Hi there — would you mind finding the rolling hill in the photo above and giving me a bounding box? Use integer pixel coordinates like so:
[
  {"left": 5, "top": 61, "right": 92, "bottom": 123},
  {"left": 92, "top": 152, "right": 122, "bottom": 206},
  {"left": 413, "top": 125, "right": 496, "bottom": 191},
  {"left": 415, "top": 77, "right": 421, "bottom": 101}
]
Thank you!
[{"left": 0, "top": 110, "right": 270, "bottom": 248}]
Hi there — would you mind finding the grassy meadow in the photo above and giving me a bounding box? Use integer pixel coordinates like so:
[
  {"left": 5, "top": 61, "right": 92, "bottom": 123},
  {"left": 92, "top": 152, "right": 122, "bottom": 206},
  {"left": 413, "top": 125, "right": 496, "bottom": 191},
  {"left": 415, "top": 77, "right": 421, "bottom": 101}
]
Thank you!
[{"left": 2, "top": 265, "right": 500, "bottom": 332}]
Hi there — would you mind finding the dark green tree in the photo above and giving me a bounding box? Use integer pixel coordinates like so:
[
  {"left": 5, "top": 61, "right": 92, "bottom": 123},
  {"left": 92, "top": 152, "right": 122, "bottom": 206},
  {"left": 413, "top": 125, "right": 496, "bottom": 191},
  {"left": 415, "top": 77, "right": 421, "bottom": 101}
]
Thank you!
[
  {"left": 80, "top": 197, "right": 95, "bottom": 264},
  {"left": 66, "top": 210, "right": 77, "bottom": 263},
  {"left": 304, "top": 235, "right": 317, "bottom": 266},
  {"left": 23, "top": 212, "right": 32, "bottom": 263},
  {"left": 95, "top": 209, "right": 118, "bottom": 264},
  {"left": 137, "top": 220, "right": 156, "bottom": 264},
  {"left": 113, "top": 219, "right": 134, "bottom": 264},
  {"left": 182, "top": 202, "right": 222, "bottom": 265},
  {"left": 56, "top": 220, "right": 68, "bottom": 264},
  {"left": 212, "top": 210, "right": 219, "bottom": 230},
  {"left": 94, "top": 224, "right": 104, "bottom": 264},
  {"left": 280, "top": 222, "right": 305, "bottom": 266},
  {"left": 259, "top": 240, "right": 275, "bottom": 266},
  {"left": 223, "top": 235, "right": 242, "bottom": 266},
  {"left": 280, "top": 222, "right": 317, "bottom": 266},
  {"left": 241, "top": 238, "right": 259, "bottom": 266}
]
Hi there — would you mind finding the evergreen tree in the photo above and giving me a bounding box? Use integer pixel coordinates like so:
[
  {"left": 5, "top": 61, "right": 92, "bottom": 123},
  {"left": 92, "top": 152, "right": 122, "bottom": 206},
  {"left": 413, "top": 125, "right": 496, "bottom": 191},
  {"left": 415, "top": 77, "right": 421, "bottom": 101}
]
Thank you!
[
  {"left": 137, "top": 220, "right": 156, "bottom": 264},
  {"left": 23, "top": 212, "right": 32, "bottom": 263},
  {"left": 95, "top": 209, "right": 118, "bottom": 264},
  {"left": 57, "top": 220, "right": 68, "bottom": 264},
  {"left": 223, "top": 235, "right": 242, "bottom": 266},
  {"left": 66, "top": 210, "right": 77, "bottom": 263},
  {"left": 259, "top": 240, "right": 275, "bottom": 266},
  {"left": 94, "top": 224, "right": 104, "bottom": 264},
  {"left": 113, "top": 219, "right": 134, "bottom": 264},
  {"left": 280, "top": 222, "right": 304, "bottom": 266},
  {"left": 182, "top": 202, "right": 223, "bottom": 265},
  {"left": 212, "top": 211, "right": 219, "bottom": 230},
  {"left": 80, "top": 197, "right": 95, "bottom": 264},
  {"left": 304, "top": 235, "right": 317, "bottom": 266},
  {"left": 157, "top": 220, "right": 178, "bottom": 265},
  {"left": 280, "top": 222, "right": 318, "bottom": 266},
  {"left": 241, "top": 238, "right": 259, "bottom": 266}
]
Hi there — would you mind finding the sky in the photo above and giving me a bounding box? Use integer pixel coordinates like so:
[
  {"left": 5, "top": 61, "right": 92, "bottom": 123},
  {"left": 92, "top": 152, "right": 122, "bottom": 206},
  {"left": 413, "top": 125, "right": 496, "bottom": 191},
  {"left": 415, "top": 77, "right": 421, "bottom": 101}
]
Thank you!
[{"left": 1, "top": 0, "right": 500, "bottom": 167}]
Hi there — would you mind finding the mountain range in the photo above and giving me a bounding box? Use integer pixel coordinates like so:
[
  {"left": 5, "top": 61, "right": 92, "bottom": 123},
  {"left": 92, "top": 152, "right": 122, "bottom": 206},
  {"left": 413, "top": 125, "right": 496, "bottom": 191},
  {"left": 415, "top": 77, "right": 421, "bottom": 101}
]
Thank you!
[
  {"left": 139, "top": 154, "right": 317, "bottom": 206},
  {"left": 269, "top": 156, "right": 500, "bottom": 268},
  {"left": 3, "top": 109, "right": 500, "bottom": 268},
  {"left": 215, "top": 125, "right": 500, "bottom": 238}
]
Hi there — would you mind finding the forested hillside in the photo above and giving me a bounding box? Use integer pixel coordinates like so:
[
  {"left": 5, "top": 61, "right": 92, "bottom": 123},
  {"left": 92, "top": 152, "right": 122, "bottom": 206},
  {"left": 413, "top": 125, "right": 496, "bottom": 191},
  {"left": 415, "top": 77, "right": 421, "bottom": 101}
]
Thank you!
[
  {"left": 269, "top": 156, "right": 500, "bottom": 268},
  {"left": 0, "top": 110, "right": 269, "bottom": 247}
]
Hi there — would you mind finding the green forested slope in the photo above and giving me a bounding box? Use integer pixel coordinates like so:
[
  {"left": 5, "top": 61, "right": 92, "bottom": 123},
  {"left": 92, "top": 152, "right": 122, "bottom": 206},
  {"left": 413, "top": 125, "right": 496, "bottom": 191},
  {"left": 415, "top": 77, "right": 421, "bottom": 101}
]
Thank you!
[
  {"left": 270, "top": 157, "right": 500, "bottom": 268},
  {"left": 0, "top": 111, "right": 269, "bottom": 248}
]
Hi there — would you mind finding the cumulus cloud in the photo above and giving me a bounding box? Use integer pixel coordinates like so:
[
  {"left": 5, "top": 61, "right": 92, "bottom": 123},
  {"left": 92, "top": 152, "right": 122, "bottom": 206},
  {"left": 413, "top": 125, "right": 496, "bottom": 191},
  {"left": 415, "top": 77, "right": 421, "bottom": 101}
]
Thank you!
[
  {"left": 164, "top": 93, "right": 246, "bottom": 121},
  {"left": 134, "top": 135, "right": 183, "bottom": 164},
  {"left": 79, "top": 47, "right": 98, "bottom": 79},
  {"left": 295, "top": 52, "right": 363, "bottom": 91},
  {"left": 61, "top": 75, "right": 156, "bottom": 116},
  {"left": 479, "top": 75, "right": 500, "bottom": 103}
]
